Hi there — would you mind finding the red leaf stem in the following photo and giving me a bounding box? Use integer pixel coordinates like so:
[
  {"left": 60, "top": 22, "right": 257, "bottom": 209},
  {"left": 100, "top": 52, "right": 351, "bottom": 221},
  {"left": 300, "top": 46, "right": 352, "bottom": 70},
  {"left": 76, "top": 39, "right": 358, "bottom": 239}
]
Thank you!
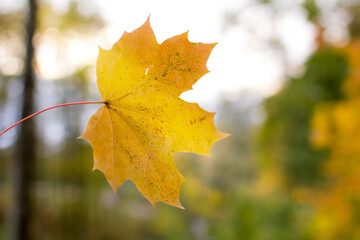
[{"left": 0, "top": 101, "right": 105, "bottom": 136}]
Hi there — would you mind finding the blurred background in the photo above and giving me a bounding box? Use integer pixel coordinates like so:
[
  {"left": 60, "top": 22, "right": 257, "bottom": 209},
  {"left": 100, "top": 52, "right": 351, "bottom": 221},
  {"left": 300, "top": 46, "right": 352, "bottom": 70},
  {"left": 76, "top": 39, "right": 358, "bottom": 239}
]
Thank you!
[{"left": 1, "top": 0, "right": 360, "bottom": 239}]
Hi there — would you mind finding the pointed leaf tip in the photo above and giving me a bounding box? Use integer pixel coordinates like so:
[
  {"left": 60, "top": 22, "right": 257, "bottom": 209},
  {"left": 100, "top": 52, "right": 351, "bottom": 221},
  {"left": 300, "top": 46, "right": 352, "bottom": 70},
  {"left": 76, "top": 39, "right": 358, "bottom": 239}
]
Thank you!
[{"left": 145, "top": 15, "right": 151, "bottom": 24}]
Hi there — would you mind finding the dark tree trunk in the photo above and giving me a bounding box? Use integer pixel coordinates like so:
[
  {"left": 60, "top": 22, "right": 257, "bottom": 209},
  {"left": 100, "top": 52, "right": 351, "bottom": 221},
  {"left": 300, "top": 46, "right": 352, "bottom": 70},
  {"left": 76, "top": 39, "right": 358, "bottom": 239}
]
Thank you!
[{"left": 10, "top": 0, "right": 37, "bottom": 239}]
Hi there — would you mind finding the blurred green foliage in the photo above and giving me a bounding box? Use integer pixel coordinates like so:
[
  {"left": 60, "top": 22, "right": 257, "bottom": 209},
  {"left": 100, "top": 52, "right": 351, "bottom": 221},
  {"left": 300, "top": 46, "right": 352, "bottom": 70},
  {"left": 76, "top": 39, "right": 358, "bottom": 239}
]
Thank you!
[
  {"left": 38, "top": 1, "right": 103, "bottom": 33},
  {"left": 349, "top": 4, "right": 360, "bottom": 38},
  {"left": 260, "top": 48, "right": 348, "bottom": 188},
  {"left": 302, "top": 0, "right": 320, "bottom": 23}
]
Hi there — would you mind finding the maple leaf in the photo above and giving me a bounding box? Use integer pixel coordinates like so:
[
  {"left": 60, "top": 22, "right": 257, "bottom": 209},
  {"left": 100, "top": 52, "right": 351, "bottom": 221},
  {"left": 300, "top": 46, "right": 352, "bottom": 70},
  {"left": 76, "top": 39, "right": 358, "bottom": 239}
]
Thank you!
[{"left": 80, "top": 17, "right": 228, "bottom": 208}]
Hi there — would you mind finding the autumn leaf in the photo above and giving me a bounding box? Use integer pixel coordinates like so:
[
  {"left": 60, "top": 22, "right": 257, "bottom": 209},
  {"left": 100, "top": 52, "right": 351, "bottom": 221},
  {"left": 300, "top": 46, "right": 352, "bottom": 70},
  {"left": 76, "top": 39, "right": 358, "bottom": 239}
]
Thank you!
[{"left": 79, "top": 17, "right": 228, "bottom": 208}]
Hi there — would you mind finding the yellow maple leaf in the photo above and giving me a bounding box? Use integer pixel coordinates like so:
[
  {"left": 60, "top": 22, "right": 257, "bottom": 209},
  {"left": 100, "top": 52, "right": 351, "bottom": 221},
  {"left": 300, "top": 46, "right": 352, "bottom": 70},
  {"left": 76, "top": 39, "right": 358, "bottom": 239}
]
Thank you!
[{"left": 80, "top": 17, "right": 228, "bottom": 208}]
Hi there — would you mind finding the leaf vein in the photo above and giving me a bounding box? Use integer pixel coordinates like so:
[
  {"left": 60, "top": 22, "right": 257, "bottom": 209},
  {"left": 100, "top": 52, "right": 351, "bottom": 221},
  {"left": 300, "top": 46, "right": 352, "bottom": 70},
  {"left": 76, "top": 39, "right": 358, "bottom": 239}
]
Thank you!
[
  {"left": 107, "top": 35, "right": 145, "bottom": 101},
  {"left": 109, "top": 108, "right": 152, "bottom": 181},
  {"left": 106, "top": 108, "right": 116, "bottom": 184}
]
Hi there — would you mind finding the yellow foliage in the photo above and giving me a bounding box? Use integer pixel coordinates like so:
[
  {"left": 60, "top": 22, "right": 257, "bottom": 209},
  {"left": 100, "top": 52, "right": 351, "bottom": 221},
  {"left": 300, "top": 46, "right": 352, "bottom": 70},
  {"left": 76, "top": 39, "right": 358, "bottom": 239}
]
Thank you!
[
  {"left": 310, "top": 40, "right": 360, "bottom": 239},
  {"left": 311, "top": 103, "right": 335, "bottom": 150},
  {"left": 80, "top": 18, "right": 228, "bottom": 208},
  {"left": 342, "top": 40, "right": 360, "bottom": 97}
]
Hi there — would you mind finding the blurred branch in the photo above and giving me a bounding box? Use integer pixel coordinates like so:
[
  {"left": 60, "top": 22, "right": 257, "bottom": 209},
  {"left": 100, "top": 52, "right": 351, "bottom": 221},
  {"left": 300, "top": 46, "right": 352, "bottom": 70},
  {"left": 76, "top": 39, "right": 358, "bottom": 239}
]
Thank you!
[{"left": 10, "top": 0, "right": 37, "bottom": 239}]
